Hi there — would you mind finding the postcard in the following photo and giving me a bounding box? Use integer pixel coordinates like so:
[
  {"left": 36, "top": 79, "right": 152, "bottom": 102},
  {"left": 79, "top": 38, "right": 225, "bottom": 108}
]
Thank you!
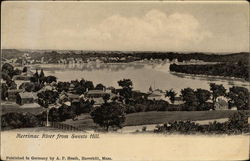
[{"left": 1, "top": 1, "right": 249, "bottom": 161}]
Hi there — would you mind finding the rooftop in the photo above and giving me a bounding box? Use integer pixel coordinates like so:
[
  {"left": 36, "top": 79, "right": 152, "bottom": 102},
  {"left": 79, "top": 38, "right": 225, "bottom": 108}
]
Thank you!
[
  {"left": 86, "top": 90, "right": 107, "bottom": 95},
  {"left": 8, "top": 89, "right": 24, "bottom": 93},
  {"left": 67, "top": 93, "right": 79, "bottom": 99},
  {"left": 18, "top": 92, "right": 36, "bottom": 99},
  {"left": 148, "top": 93, "right": 162, "bottom": 97},
  {"left": 91, "top": 97, "right": 105, "bottom": 105}
]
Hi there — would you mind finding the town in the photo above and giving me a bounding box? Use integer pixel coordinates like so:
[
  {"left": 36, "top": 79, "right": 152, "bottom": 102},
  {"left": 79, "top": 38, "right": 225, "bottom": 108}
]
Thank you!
[{"left": 1, "top": 52, "right": 249, "bottom": 134}]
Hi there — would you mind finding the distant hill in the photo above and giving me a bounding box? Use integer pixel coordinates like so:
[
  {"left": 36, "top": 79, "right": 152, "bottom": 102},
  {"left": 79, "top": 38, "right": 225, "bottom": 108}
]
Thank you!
[
  {"left": 1, "top": 49, "right": 24, "bottom": 59},
  {"left": 1, "top": 49, "right": 249, "bottom": 64}
]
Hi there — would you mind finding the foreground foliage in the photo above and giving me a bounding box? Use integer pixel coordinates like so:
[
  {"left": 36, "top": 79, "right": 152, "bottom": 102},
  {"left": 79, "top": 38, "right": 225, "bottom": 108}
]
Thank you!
[
  {"left": 154, "top": 111, "right": 249, "bottom": 134},
  {"left": 90, "top": 102, "right": 126, "bottom": 131}
]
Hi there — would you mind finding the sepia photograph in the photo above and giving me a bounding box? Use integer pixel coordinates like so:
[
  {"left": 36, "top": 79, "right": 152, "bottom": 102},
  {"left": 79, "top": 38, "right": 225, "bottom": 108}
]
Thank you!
[{"left": 1, "top": 1, "right": 249, "bottom": 160}]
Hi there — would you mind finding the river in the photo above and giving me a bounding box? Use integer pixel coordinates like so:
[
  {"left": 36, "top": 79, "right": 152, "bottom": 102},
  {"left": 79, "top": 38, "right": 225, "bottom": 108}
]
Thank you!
[{"left": 31, "top": 61, "right": 249, "bottom": 93}]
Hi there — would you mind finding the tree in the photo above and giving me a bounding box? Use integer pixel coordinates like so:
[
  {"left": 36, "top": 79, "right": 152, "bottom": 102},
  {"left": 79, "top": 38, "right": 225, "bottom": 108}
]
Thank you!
[
  {"left": 37, "top": 90, "right": 59, "bottom": 126},
  {"left": 7, "top": 80, "right": 17, "bottom": 89},
  {"left": 181, "top": 88, "right": 198, "bottom": 111},
  {"left": 1, "top": 83, "right": 8, "bottom": 100},
  {"left": 37, "top": 90, "right": 59, "bottom": 107},
  {"left": 210, "top": 83, "right": 226, "bottom": 108},
  {"left": 195, "top": 89, "right": 211, "bottom": 110},
  {"left": 2, "top": 63, "right": 14, "bottom": 78},
  {"left": 149, "top": 86, "right": 153, "bottom": 92},
  {"left": 90, "top": 102, "right": 126, "bottom": 131},
  {"left": 118, "top": 79, "right": 133, "bottom": 101},
  {"left": 31, "top": 69, "right": 39, "bottom": 83},
  {"left": 58, "top": 105, "right": 75, "bottom": 121},
  {"left": 227, "top": 86, "right": 249, "bottom": 110},
  {"left": 13, "top": 68, "right": 22, "bottom": 75},
  {"left": 45, "top": 75, "right": 57, "bottom": 84},
  {"left": 85, "top": 81, "right": 94, "bottom": 90},
  {"left": 22, "top": 66, "right": 28, "bottom": 73},
  {"left": 48, "top": 108, "right": 61, "bottom": 122},
  {"left": 19, "top": 82, "right": 35, "bottom": 92},
  {"left": 39, "top": 69, "right": 46, "bottom": 84},
  {"left": 165, "top": 89, "right": 177, "bottom": 104},
  {"left": 2, "top": 72, "right": 11, "bottom": 82},
  {"left": 118, "top": 79, "right": 133, "bottom": 89},
  {"left": 56, "top": 81, "right": 70, "bottom": 92},
  {"left": 39, "top": 69, "right": 45, "bottom": 78},
  {"left": 95, "top": 83, "right": 106, "bottom": 90},
  {"left": 102, "top": 94, "right": 110, "bottom": 103},
  {"left": 228, "top": 111, "right": 249, "bottom": 133}
]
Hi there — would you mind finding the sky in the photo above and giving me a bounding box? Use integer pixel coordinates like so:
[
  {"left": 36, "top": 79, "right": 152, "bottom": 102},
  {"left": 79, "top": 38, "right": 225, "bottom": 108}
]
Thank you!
[{"left": 1, "top": 1, "right": 249, "bottom": 53}]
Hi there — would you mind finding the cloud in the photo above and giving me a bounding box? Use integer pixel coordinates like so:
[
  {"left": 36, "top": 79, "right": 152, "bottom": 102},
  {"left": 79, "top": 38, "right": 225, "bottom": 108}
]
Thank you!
[{"left": 81, "top": 9, "right": 212, "bottom": 51}]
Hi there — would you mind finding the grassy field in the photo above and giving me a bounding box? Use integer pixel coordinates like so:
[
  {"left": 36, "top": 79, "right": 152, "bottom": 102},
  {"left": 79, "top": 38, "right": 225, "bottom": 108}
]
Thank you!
[
  {"left": 124, "top": 110, "right": 250, "bottom": 126},
  {"left": 63, "top": 110, "right": 250, "bottom": 130}
]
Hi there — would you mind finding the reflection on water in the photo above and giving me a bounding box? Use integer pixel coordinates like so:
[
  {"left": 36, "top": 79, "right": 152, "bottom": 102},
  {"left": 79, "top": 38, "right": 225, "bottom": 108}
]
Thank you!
[
  {"left": 33, "top": 62, "right": 146, "bottom": 72},
  {"left": 32, "top": 61, "right": 250, "bottom": 93}
]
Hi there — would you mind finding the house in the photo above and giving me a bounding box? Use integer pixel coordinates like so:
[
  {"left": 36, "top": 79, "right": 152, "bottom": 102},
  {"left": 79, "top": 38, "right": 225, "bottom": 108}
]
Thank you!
[
  {"left": 173, "top": 97, "right": 184, "bottom": 105},
  {"left": 57, "top": 91, "right": 69, "bottom": 104},
  {"left": 85, "top": 89, "right": 109, "bottom": 99},
  {"left": 68, "top": 84, "right": 76, "bottom": 93},
  {"left": 147, "top": 93, "right": 163, "bottom": 101},
  {"left": 13, "top": 75, "right": 32, "bottom": 88},
  {"left": 7, "top": 89, "right": 24, "bottom": 101},
  {"left": 67, "top": 93, "right": 80, "bottom": 104},
  {"left": 85, "top": 89, "right": 111, "bottom": 107},
  {"left": 215, "top": 96, "right": 229, "bottom": 110},
  {"left": 37, "top": 84, "right": 56, "bottom": 93},
  {"left": 230, "top": 107, "right": 238, "bottom": 110},
  {"left": 147, "top": 89, "right": 167, "bottom": 101},
  {"left": 90, "top": 97, "right": 105, "bottom": 107},
  {"left": 164, "top": 95, "right": 184, "bottom": 105},
  {"left": 16, "top": 92, "right": 37, "bottom": 105}
]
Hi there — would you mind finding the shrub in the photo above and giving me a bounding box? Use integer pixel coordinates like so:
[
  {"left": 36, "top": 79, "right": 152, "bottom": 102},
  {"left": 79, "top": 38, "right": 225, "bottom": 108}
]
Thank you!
[
  {"left": 1, "top": 112, "right": 41, "bottom": 130},
  {"left": 154, "top": 111, "right": 249, "bottom": 134},
  {"left": 142, "top": 126, "right": 147, "bottom": 132},
  {"left": 227, "top": 111, "right": 249, "bottom": 133}
]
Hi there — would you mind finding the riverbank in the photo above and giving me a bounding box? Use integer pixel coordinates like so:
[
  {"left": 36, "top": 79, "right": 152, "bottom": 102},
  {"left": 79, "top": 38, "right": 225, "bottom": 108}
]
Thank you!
[
  {"left": 170, "top": 72, "right": 250, "bottom": 90},
  {"left": 169, "top": 63, "right": 249, "bottom": 81}
]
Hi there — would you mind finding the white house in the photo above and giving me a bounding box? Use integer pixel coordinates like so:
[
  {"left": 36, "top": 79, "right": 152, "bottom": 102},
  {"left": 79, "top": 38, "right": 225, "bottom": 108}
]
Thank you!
[
  {"left": 147, "top": 89, "right": 168, "bottom": 101},
  {"left": 215, "top": 96, "right": 229, "bottom": 110}
]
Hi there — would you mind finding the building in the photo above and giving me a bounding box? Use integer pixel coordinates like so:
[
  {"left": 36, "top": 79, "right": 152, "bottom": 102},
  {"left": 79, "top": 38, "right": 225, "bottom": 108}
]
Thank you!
[
  {"left": 215, "top": 96, "right": 229, "bottom": 110},
  {"left": 85, "top": 89, "right": 109, "bottom": 99},
  {"left": 68, "top": 84, "right": 76, "bottom": 93},
  {"left": 85, "top": 89, "right": 111, "bottom": 107},
  {"left": 147, "top": 89, "right": 167, "bottom": 101},
  {"left": 16, "top": 92, "right": 37, "bottom": 105},
  {"left": 172, "top": 97, "right": 184, "bottom": 105},
  {"left": 7, "top": 89, "right": 24, "bottom": 101},
  {"left": 68, "top": 93, "right": 80, "bottom": 103},
  {"left": 58, "top": 91, "right": 69, "bottom": 104},
  {"left": 13, "top": 75, "right": 32, "bottom": 88},
  {"left": 20, "top": 53, "right": 32, "bottom": 66},
  {"left": 90, "top": 97, "right": 105, "bottom": 107}
]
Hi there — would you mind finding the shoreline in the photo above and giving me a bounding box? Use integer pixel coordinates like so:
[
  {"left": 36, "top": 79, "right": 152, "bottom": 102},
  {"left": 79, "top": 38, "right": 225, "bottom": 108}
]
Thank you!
[{"left": 170, "top": 71, "right": 249, "bottom": 83}]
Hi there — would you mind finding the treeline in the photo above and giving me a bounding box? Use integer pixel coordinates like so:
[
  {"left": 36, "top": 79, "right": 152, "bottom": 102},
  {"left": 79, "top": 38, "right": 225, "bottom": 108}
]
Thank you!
[
  {"left": 2, "top": 49, "right": 249, "bottom": 64},
  {"left": 170, "top": 62, "right": 249, "bottom": 81}
]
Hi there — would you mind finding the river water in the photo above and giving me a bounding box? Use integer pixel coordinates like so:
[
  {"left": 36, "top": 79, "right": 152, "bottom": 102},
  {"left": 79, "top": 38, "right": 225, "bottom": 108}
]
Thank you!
[{"left": 32, "top": 61, "right": 249, "bottom": 93}]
